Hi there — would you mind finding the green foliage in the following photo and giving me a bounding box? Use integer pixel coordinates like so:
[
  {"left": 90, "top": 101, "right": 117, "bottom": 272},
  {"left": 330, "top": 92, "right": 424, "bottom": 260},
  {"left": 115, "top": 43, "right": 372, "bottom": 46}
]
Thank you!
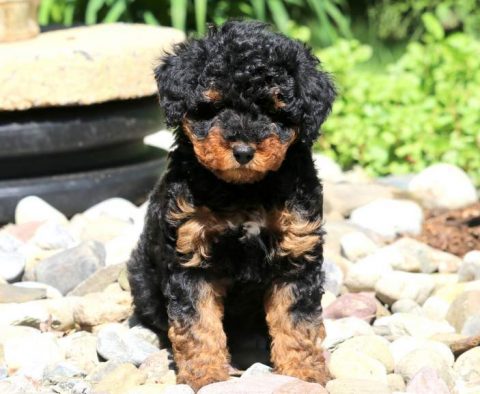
[
  {"left": 317, "top": 24, "right": 480, "bottom": 185},
  {"left": 367, "top": 0, "right": 480, "bottom": 41},
  {"left": 38, "top": 0, "right": 351, "bottom": 45}
]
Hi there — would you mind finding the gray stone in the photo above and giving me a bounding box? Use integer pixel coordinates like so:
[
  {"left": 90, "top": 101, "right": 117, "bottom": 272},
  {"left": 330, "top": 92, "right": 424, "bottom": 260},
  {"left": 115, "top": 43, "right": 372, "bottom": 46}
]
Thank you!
[
  {"left": 0, "top": 283, "right": 46, "bottom": 303},
  {"left": 130, "top": 324, "right": 161, "bottom": 348},
  {"left": 391, "top": 299, "right": 422, "bottom": 315},
  {"left": 459, "top": 250, "right": 480, "bottom": 282},
  {"left": 374, "top": 314, "right": 455, "bottom": 339},
  {"left": 13, "top": 281, "right": 62, "bottom": 299},
  {"left": 0, "top": 251, "right": 25, "bottom": 282},
  {"left": 340, "top": 231, "right": 378, "bottom": 262},
  {"left": 242, "top": 363, "right": 273, "bottom": 378},
  {"left": 97, "top": 323, "right": 159, "bottom": 366},
  {"left": 350, "top": 198, "right": 423, "bottom": 240},
  {"left": 323, "top": 317, "right": 375, "bottom": 349},
  {"left": 462, "top": 315, "right": 480, "bottom": 336},
  {"left": 408, "top": 163, "right": 477, "bottom": 210},
  {"left": 322, "top": 257, "right": 343, "bottom": 295},
  {"left": 15, "top": 196, "right": 67, "bottom": 224},
  {"left": 43, "top": 362, "right": 86, "bottom": 383},
  {"left": 35, "top": 241, "right": 105, "bottom": 295},
  {"left": 0, "top": 232, "right": 23, "bottom": 253},
  {"left": 0, "top": 24, "right": 186, "bottom": 110},
  {"left": 68, "top": 263, "right": 124, "bottom": 296}
]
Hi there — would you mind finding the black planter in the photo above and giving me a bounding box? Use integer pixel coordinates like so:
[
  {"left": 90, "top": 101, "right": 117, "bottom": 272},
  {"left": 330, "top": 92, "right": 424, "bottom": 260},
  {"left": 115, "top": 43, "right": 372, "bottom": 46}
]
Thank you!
[{"left": 0, "top": 96, "right": 167, "bottom": 223}]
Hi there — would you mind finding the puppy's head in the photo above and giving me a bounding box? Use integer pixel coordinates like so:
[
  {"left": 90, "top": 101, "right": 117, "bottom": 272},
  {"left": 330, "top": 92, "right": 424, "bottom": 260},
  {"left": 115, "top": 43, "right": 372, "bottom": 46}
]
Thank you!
[{"left": 155, "top": 21, "right": 335, "bottom": 183}]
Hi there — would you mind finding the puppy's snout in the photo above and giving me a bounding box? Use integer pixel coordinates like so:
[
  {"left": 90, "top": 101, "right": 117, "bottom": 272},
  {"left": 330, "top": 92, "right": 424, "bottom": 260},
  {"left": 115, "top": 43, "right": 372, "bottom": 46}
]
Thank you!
[{"left": 233, "top": 144, "right": 255, "bottom": 165}]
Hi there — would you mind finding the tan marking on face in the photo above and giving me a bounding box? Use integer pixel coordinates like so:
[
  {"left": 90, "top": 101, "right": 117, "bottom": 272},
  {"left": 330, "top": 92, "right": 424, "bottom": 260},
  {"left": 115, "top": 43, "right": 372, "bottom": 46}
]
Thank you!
[
  {"left": 203, "top": 89, "right": 222, "bottom": 102},
  {"left": 272, "top": 87, "right": 286, "bottom": 110},
  {"left": 265, "top": 283, "right": 329, "bottom": 384}
]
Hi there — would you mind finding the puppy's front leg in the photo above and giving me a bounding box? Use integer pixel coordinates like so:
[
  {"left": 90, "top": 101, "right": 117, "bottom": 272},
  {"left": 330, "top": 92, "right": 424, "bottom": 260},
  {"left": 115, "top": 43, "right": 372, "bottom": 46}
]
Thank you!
[
  {"left": 167, "top": 274, "right": 229, "bottom": 391},
  {"left": 265, "top": 280, "right": 328, "bottom": 385}
]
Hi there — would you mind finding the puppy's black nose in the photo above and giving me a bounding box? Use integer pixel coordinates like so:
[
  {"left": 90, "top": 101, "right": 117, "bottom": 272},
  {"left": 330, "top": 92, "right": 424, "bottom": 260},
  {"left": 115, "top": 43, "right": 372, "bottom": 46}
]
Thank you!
[{"left": 233, "top": 145, "right": 255, "bottom": 165}]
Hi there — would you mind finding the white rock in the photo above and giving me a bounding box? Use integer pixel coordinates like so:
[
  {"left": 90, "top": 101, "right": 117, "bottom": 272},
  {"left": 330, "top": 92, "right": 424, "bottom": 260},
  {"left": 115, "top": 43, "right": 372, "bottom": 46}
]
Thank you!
[
  {"left": 83, "top": 198, "right": 139, "bottom": 223},
  {"left": 0, "top": 302, "right": 50, "bottom": 328},
  {"left": 344, "top": 249, "right": 395, "bottom": 292},
  {"left": 459, "top": 250, "right": 480, "bottom": 282},
  {"left": 105, "top": 233, "right": 140, "bottom": 266},
  {"left": 391, "top": 299, "right": 422, "bottom": 315},
  {"left": 340, "top": 231, "right": 378, "bottom": 262},
  {"left": 0, "top": 251, "right": 26, "bottom": 282},
  {"left": 454, "top": 347, "right": 480, "bottom": 384},
  {"left": 408, "top": 163, "right": 477, "bottom": 210},
  {"left": 313, "top": 154, "right": 345, "bottom": 183},
  {"left": 4, "top": 331, "right": 65, "bottom": 379},
  {"left": 350, "top": 198, "right": 423, "bottom": 240},
  {"left": 33, "top": 221, "right": 78, "bottom": 250},
  {"left": 323, "top": 257, "right": 344, "bottom": 295},
  {"left": 389, "top": 336, "right": 454, "bottom": 367},
  {"left": 0, "top": 232, "right": 23, "bottom": 253},
  {"left": 422, "top": 296, "right": 450, "bottom": 321},
  {"left": 323, "top": 317, "right": 375, "bottom": 349},
  {"left": 15, "top": 196, "right": 68, "bottom": 225},
  {"left": 375, "top": 271, "right": 436, "bottom": 305},
  {"left": 330, "top": 347, "right": 387, "bottom": 382},
  {"left": 374, "top": 313, "right": 455, "bottom": 339},
  {"left": 144, "top": 129, "right": 176, "bottom": 152}
]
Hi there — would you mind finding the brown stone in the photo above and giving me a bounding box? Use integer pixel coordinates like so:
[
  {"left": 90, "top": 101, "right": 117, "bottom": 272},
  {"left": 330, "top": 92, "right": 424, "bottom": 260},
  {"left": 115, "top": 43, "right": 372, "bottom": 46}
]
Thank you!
[
  {"left": 0, "top": 0, "right": 39, "bottom": 43},
  {"left": 0, "top": 23, "right": 185, "bottom": 110},
  {"left": 446, "top": 290, "right": 480, "bottom": 333},
  {"left": 449, "top": 334, "right": 480, "bottom": 357}
]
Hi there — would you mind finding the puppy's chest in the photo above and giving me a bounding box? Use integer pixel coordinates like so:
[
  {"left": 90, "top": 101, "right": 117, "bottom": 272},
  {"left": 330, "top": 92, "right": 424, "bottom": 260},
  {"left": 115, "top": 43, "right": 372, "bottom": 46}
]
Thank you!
[{"left": 168, "top": 198, "right": 322, "bottom": 269}]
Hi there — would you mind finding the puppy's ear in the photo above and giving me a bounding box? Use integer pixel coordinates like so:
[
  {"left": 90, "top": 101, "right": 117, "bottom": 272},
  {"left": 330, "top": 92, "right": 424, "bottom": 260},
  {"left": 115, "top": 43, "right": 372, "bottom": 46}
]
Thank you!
[
  {"left": 154, "top": 43, "right": 197, "bottom": 128},
  {"left": 297, "top": 56, "right": 336, "bottom": 146}
]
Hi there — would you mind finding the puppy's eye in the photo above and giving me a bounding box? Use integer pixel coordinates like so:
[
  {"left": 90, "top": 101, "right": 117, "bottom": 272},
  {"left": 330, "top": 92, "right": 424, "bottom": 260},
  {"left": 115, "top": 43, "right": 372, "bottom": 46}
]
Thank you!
[{"left": 191, "top": 102, "right": 217, "bottom": 121}]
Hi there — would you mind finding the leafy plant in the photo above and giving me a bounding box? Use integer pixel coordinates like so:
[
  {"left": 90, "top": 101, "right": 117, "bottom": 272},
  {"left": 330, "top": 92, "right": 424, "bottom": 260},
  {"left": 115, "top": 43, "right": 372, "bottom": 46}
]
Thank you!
[{"left": 317, "top": 15, "right": 480, "bottom": 185}]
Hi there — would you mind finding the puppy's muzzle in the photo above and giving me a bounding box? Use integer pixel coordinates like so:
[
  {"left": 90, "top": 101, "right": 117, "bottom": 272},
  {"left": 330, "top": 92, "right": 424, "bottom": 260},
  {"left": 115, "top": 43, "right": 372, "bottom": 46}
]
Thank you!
[{"left": 233, "top": 144, "right": 255, "bottom": 165}]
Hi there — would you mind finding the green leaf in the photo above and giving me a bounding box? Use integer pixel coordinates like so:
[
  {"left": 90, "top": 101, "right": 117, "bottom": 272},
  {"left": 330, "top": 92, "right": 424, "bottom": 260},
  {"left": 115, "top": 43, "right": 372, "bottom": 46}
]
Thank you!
[
  {"left": 171, "top": 0, "right": 188, "bottom": 31},
  {"left": 38, "top": 0, "right": 54, "bottom": 25},
  {"left": 266, "top": 0, "right": 290, "bottom": 34},
  {"left": 422, "top": 12, "right": 445, "bottom": 40},
  {"left": 194, "top": 0, "right": 207, "bottom": 36},
  {"left": 250, "top": 0, "right": 266, "bottom": 21},
  {"left": 143, "top": 10, "right": 160, "bottom": 25},
  {"left": 103, "top": 0, "right": 126, "bottom": 23},
  {"left": 86, "top": 0, "right": 106, "bottom": 24}
]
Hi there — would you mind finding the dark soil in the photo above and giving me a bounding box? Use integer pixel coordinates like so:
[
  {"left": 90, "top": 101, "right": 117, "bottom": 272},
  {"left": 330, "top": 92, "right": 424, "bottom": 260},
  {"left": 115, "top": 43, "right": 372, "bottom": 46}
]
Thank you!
[{"left": 418, "top": 203, "right": 480, "bottom": 257}]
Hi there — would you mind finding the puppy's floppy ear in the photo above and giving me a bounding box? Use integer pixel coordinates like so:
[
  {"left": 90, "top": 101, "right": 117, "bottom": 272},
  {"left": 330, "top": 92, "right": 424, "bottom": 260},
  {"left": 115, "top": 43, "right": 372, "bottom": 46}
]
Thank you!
[
  {"left": 296, "top": 54, "right": 336, "bottom": 146},
  {"left": 154, "top": 42, "right": 198, "bottom": 128}
]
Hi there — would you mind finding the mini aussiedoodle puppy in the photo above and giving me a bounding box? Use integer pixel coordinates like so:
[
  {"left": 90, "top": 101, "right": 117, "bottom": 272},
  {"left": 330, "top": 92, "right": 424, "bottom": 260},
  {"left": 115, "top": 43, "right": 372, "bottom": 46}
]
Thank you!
[{"left": 128, "top": 20, "right": 335, "bottom": 391}]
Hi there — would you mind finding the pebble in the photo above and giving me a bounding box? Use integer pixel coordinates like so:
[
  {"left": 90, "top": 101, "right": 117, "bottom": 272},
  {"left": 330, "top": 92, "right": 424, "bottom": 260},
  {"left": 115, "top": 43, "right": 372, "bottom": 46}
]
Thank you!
[
  {"left": 374, "top": 313, "right": 455, "bottom": 339},
  {"left": 43, "top": 361, "right": 86, "bottom": 384},
  {"left": 73, "top": 291, "right": 131, "bottom": 327},
  {"left": 0, "top": 376, "right": 37, "bottom": 394},
  {"left": 326, "top": 378, "right": 391, "bottom": 394},
  {"left": 0, "top": 301, "right": 50, "bottom": 327},
  {"left": 59, "top": 331, "right": 99, "bottom": 373},
  {"left": 322, "top": 257, "right": 344, "bottom": 295},
  {"left": 35, "top": 240, "right": 106, "bottom": 295},
  {"left": 344, "top": 251, "right": 394, "bottom": 292},
  {"left": 386, "top": 373, "right": 405, "bottom": 392},
  {"left": 446, "top": 290, "right": 480, "bottom": 333},
  {"left": 32, "top": 221, "right": 78, "bottom": 250},
  {"left": 139, "top": 350, "right": 173, "bottom": 383},
  {"left": 0, "top": 251, "right": 26, "bottom": 282},
  {"left": 83, "top": 197, "right": 139, "bottom": 223},
  {"left": 93, "top": 362, "right": 147, "bottom": 394},
  {"left": 388, "top": 237, "right": 461, "bottom": 273},
  {"left": 395, "top": 348, "right": 454, "bottom": 389},
  {"left": 422, "top": 296, "right": 450, "bottom": 321},
  {"left": 15, "top": 196, "right": 68, "bottom": 225},
  {"left": 3, "top": 331, "right": 65, "bottom": 379},
  {"left": 391, "top": 299, "right": 422, "bottom": 315},
  {"left": 458, "top": 250, "right": 480, "bottom": 282},
  {"left": 349, "top": 198, "right": 423, "bottom": 240},
  {"left": 336, "top": 335, "right": 394, "bottom": 372},
  {"left": 389, "top": 336, "right": 454, "bottom": 366},
  {"left": 323, "top": 317, "right": 375, "bottom": 349},
  {"left": 0, "top": 232, "right": 23, "bottom": 253},
  {"left": 340, "top": 231, "right": 378, "bottom": 262},
  {"left": 330, "top": 347, "right": 387, "bottom": 382},
  {"left": 164, "top": 385, "right": 195, "bottom": 394},
  {"left": 375, "top": 271, "right": 435, "bottom": 305},
  {"left": 68, "top": 263, "right": 124, "bottom": 296},
  {"left": 454, "top": 347, "right": 480, "bottom": 384},
  {"left": 405, "top": 367, "right": 450, "bottom": 394},
  {"left": 127, "top": 384, "right": 175, "bottom": 394},
  {"left": 0, "top": 283, "right": 46, "bottom": 303},
  {"left": 323, "top": 293, "right": 377, "bottom": 323},
  {"left": 130, "top": 324, "right": 161, "bottom": 348},
  {"left": 71, "top": 214, "right": 133, "bottom": 243},
  {"left": 408, "top": 163, "right": 478, "bottom": 210},
  {"left": 105, "top": 232, "right": 140, "bottom": 266},
  {"left": 13, "top": 281, "right": 63, "bottom": 298},
  {"left": 313, "top": 153, "right": 345, "bottom": 183},
  {"left": 241, "top": 363, "right": 273, "bottom": 378},
  {"left": 96, "top": 323, "right": 159, "bottom": 366}
]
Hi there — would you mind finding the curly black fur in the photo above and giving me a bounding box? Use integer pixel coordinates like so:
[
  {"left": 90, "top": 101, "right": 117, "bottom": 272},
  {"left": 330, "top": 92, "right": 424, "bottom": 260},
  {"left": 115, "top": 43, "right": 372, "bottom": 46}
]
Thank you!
[{"left": 128, "top": 20, "right": 335, "bottom": 389}]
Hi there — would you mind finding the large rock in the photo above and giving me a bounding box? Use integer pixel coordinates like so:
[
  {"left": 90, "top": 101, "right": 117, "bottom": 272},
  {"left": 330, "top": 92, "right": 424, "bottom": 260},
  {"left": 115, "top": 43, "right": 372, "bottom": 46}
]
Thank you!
[
  {"left": 0, "top": 24, "right": 185, "bottom": 110},
  {"left": 15, "top": 196, "right": 67, "bottom": 225},
  {"left": 375, "top": 271, "right": 436, "bottom": 305},
  {"left": 374, "top": 313, "right": 455, "bottom": 339},
  {"left": 349, "top": 198, "right": 423, "bottom": 240},
  {"left": 35, "top": 241, "right": 105, "bottom": 295},
  {"left": 454, "top": 347, "right": 480, "bottom": 384},
  {"left": 408, "top": 163, "right": 477, "bottom": 210},
  {"left": 446, "top": 290, "right": 480, "bottom": 334},
  {"left": 459, "top": 250, "right": 480, "bottom": 282}
]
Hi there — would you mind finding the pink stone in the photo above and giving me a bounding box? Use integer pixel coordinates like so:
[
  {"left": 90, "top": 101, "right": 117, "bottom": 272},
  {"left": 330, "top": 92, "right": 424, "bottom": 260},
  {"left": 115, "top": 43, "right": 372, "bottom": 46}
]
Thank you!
[
  {"left": 323, "top": 292, "right": 377, "bottom": 322},
  {"left": 406, "top": 367, "right": 450, "bottom": 394}
]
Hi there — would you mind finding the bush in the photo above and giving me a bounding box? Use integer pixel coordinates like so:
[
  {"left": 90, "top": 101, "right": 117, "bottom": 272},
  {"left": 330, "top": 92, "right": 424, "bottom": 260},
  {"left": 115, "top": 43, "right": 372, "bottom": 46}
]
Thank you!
[{"left": 317, "top": 17, "right": 480, "bottom": 185}]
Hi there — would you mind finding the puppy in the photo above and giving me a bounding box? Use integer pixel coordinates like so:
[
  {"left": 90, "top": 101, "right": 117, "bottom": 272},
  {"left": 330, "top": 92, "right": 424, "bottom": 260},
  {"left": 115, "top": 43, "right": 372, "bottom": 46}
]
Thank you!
[{"left": 128, "top": 20, "right": 335, "bottom": 391}]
